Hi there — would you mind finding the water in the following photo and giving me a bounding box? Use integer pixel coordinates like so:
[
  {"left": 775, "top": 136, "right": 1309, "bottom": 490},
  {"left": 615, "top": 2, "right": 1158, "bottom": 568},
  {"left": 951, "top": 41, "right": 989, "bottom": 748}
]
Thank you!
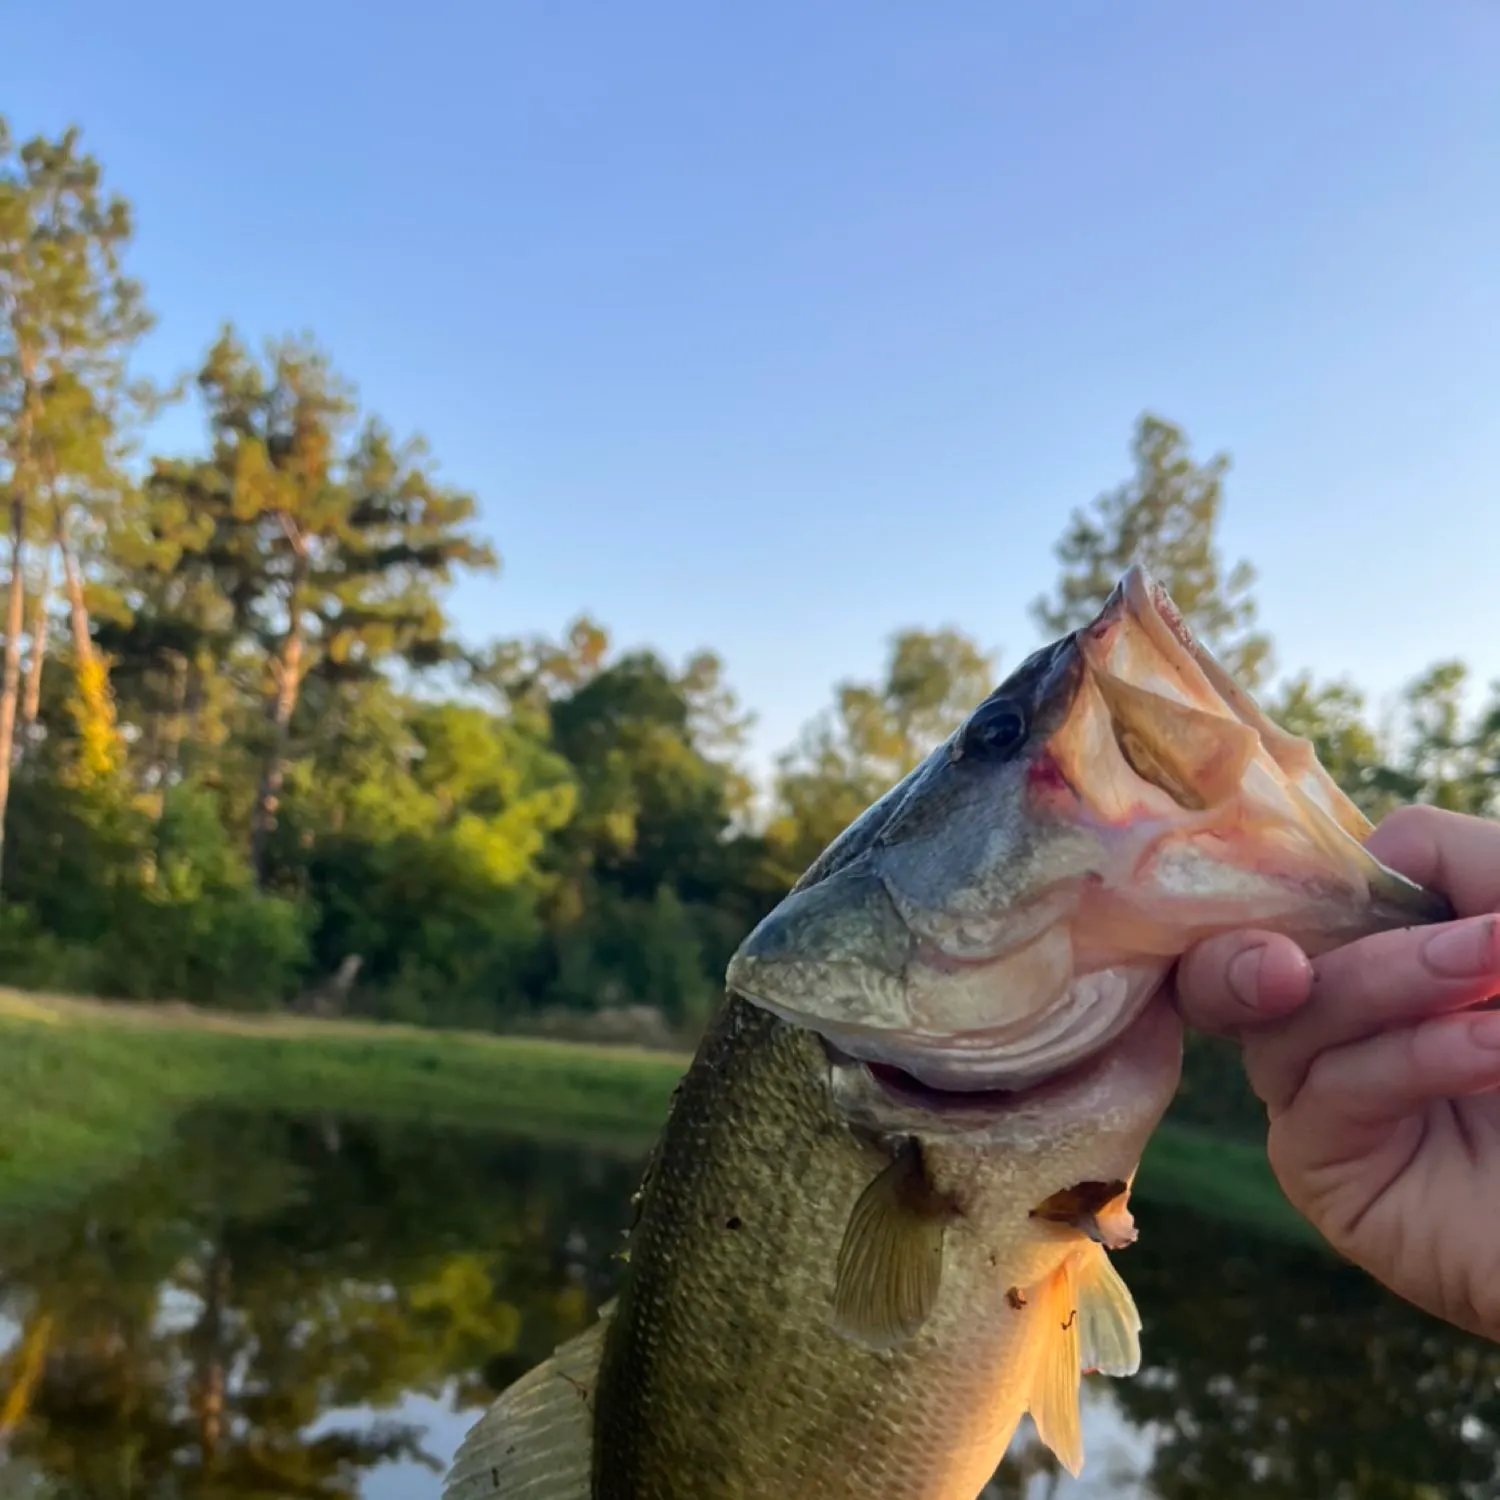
[{"left": 0, "top": 1109, "right": 1494, "bottom": 1499}]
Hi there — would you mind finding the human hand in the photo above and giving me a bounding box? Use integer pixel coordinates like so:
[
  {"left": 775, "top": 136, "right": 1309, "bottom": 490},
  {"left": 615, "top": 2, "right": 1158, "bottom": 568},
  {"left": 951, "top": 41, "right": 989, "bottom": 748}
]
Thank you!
[{"left": 1172, "top": 804, "right": 1500, "bottom": 1341}]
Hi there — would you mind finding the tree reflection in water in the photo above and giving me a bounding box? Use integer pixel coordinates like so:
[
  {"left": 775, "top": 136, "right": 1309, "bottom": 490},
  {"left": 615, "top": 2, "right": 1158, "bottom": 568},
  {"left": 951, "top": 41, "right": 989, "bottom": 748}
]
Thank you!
[{"left": 0, "top": 1114, "right": 1492, "bottom": 1498}]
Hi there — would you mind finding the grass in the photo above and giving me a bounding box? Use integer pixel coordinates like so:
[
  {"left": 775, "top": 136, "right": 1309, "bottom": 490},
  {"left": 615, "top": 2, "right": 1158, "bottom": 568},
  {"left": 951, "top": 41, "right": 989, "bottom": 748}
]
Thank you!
[
  {"left": 0, "top": 989, "right": 684, "bottom": 1222},
  {"left": 0, "top": 988, "right": 1314, "bottom": 1246}
]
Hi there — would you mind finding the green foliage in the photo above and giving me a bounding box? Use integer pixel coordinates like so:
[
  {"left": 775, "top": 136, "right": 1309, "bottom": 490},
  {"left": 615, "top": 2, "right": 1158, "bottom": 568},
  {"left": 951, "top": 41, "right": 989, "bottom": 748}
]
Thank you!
[
  {"left": 131, "top": 324, "right": 498, "bottom": 883},
  {"left": 1383, "top": 662, "right": 1500, "bottom": 816},
  {"left": 545, "top": 881, "right": 719, "bottom": 1029},
  {"left": 1267, "top": 671, "right": 1391, "bottom": 816}
]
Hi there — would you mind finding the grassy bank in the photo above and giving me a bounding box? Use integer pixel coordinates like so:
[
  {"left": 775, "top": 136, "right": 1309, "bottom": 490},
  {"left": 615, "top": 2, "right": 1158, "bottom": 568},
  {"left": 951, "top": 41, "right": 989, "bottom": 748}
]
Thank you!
[
  {"left": 0, "top": 989, "right": 1312, "bottom": 1245},
  {"left": 0, "top": 989, "right": 684, "bottom": 1221}
]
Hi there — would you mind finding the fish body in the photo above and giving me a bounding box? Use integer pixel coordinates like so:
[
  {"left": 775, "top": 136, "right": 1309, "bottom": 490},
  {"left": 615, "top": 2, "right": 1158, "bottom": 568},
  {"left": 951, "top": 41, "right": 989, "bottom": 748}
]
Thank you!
[{"left": 444, "top": 566, "right": 1452, "bottom": 1500}]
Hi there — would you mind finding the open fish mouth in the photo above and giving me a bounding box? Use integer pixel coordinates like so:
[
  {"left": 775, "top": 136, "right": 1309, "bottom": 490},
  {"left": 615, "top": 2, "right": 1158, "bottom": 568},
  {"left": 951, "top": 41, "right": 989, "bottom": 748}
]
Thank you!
[{"left": 860, "top": 1057, "right": 1056, "bottom": 1115}]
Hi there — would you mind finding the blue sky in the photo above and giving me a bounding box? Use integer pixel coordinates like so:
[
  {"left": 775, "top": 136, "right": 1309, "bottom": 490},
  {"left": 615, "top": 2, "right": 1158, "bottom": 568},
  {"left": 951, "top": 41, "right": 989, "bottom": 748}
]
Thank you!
[{"left": 5, "top": 0, "right": 1498, "bottom": 779}]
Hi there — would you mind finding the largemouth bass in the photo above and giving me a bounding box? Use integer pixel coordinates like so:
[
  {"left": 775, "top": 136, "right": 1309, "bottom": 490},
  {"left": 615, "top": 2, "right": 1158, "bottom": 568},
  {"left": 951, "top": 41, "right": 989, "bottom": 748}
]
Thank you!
[{"left": 444, "top": 565, "right": 1451, "bottom": 1500}]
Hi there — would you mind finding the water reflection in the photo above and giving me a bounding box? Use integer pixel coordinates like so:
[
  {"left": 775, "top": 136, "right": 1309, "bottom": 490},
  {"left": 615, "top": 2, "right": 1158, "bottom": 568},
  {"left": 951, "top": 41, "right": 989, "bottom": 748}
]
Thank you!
[
  {"left": 0, "top": 1112, "right": 636, "bottom": 1498},
  {"left": 0, "top": 1112, "right": 1492, "bottom": 1498}
]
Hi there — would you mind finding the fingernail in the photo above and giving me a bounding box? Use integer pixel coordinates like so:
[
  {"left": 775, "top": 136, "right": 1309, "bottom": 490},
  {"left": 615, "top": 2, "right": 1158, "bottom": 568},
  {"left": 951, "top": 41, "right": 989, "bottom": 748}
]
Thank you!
[
  {"left": 1423, "top": 917, "right": 1500, "bottom": 979},
  {"left": 1227, "top": 945, "right": 1266, "bottom": 1008},
  {"left": 1469, "top": 1010, "right": 1500, "bottom": 1048}
]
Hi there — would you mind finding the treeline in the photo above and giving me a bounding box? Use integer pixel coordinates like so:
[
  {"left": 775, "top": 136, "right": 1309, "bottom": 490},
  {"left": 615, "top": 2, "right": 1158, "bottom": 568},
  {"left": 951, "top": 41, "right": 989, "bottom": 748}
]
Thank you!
[{"left": 1, "top": 118, "right": 1497, "bottom": 1062}]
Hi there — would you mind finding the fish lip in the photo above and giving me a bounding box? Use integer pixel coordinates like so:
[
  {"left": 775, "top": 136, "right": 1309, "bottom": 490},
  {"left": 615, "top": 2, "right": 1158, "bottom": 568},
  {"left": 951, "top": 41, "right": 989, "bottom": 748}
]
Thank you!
[
  {"left": 732, "top": 561, "right": 1455, "bottom": 1118},
  {"left": 1075, "top": 560, "right": 1202, "bottom": 687}
]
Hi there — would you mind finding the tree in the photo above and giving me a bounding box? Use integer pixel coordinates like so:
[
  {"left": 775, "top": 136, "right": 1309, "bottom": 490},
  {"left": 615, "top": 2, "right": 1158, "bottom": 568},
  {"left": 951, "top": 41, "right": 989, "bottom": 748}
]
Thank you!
[
  {"left": 1031, "top": 413, "right": 1272, "bottom": 686},
  {"left": 143, "top": 328, "right": 497, "bottom": 883},
  {"left": 0, "top": 119, "right": 153, "bottom": 873},
  {"left": 1381, "top": 663, "right": 1500, "bottom": 817},
  {"left": 474, "top": 629, "right": 773, "bottom": 1031}
]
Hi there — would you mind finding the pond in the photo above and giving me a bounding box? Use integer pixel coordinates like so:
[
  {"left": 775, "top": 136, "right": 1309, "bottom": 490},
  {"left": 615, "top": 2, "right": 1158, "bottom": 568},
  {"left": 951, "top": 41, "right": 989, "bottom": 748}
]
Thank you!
[{"left": 0, "top": 1109, "right": 1493, "bottom": 1499}]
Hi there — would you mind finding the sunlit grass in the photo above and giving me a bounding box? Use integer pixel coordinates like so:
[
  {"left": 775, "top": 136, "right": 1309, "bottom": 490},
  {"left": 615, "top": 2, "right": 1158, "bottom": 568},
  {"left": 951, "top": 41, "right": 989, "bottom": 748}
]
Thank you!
[
  {"left": 0, "top": 988, "right": 683, "bottom": 1220},
  {"left": 0, "top": 988, "right": 1310, "bottom": 1244}
]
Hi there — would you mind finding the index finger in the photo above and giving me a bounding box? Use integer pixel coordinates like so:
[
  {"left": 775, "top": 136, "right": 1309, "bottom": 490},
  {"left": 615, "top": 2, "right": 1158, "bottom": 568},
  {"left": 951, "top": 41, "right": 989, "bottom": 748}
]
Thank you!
[{"left": 1367, "top": 805, "right": 1500, "bottom": 919}]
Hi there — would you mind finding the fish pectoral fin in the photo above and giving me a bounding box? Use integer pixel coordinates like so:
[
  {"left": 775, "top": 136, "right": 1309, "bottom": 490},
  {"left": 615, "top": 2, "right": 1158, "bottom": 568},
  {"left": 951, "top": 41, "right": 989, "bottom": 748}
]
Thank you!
[
  {"left": 442, "top": 1306, "right": 613, "bottom": 1500},
  {"left": 832, "top": 1140, "right": 952, "bottom": 1350},
  {"left": 1025, "top": 1258, "right": 1085, "bottom": 1479},
  {"left": 1075, "top": 1244, "right": 1142, "bottom": 1378}
]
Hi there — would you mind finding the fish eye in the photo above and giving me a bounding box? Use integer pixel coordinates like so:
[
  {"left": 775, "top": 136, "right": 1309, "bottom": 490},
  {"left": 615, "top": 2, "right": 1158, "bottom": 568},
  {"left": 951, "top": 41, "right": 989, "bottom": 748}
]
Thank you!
[{"left": 958, "top": 698, "right": 1029, "bottom": 762}]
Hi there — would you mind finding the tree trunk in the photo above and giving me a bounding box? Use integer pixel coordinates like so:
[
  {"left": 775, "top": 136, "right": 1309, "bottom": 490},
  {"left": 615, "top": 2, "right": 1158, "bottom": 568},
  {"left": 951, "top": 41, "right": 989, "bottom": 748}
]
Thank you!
[
  {"left": 0, "top": 357, "right": 37, "bottom": 883},
  {"left": 56, "top": 509, "right": 96, "bottom": 668},
  {"left": 19, "top": 545, "right": 49, "bottom": 738},
  {"left": 0, "top": 502, "right": 28, "bottom": 884},
  {"left": 249, "top": 603, "right": 305, "bottom": 885}
]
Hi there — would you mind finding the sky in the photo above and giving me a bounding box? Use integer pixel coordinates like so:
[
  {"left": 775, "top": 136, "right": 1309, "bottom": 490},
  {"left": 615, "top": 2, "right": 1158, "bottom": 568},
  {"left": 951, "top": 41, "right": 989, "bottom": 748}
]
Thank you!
[{"left": 4, "top": 0, "right": 1498, "bottom": 781}]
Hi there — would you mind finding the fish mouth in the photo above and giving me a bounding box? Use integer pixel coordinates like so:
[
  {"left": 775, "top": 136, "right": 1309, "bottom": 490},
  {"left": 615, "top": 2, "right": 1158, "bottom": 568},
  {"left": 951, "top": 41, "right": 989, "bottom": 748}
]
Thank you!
[
  {"left": 860, "top": 1058, "right": 1037, "bottom": 1115},
  {"left": 1050, "top": 563, "right": 1453, "bottom": 936}
]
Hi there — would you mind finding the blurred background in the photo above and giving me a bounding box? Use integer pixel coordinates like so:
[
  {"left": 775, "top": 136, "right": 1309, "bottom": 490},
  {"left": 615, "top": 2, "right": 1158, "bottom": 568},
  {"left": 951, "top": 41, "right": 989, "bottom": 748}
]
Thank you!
[{"left": 0, "top": 2, "right": 1496, "bottom": 1495}]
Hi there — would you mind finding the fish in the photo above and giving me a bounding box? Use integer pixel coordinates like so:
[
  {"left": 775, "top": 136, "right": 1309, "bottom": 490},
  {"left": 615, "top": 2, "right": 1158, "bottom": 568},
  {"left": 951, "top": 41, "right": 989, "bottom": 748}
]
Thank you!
[{"left": 443, "top": 564, "right": 1453, "bottom": 1500}]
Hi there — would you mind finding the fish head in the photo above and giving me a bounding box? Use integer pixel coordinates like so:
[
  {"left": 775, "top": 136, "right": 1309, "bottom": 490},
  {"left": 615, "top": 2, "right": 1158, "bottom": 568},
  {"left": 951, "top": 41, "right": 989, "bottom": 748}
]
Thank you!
[{"left": 727, "top": 563, "right": 1452, "bottom": 1094}]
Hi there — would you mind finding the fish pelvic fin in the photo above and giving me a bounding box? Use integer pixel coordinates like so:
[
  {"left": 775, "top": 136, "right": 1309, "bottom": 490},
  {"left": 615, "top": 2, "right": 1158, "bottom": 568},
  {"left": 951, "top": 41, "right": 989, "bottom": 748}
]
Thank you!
[
  {"left": 1024, "top": 1242, "right": 1142, "bottom": 1478},
  {"left": 442, "top": 1301, "right": 615, "bottom": 1500},
  {"left": 1026, "top": 1257, "right": 1085, "bottom": 1478},
  {"left": 832, "top": 1138, "right": 955, "bottom": 1350}
]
